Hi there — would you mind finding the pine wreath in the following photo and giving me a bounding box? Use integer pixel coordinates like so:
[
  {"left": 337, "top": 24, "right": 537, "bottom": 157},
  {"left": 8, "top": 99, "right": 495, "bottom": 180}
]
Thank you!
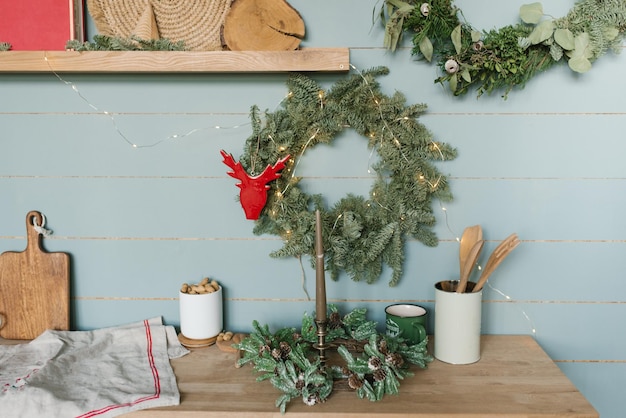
[
  {"left": 234, "top": 66, "right": 456, "bottom": 286},
  {"left": 235, "top": 305, "right": 433, "bottom": 413}
]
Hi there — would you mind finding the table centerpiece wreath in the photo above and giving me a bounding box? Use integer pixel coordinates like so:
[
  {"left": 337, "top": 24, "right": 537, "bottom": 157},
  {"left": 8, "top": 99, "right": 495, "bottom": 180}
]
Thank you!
[
  {"left": 235, "top": 305, "right": 433, "bottom": 412},
  {"left": 378, "top": 0, "right": 626, "bottom": 98},
  {"left": 222, "top": 66, "right": 456, "bottom": 286}
]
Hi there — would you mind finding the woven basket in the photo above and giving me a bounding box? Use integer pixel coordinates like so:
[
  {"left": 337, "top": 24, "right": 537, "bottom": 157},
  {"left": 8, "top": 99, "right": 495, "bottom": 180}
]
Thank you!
[{"left": 87, "top": 0, "right": 231, "bottom": 51}]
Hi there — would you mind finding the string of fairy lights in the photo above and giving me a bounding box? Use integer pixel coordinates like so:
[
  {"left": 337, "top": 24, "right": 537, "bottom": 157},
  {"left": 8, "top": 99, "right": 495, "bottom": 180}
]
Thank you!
[
  {"left": 44, "top": 54, "right": 250, "bottom": 148},
  {"left": 40, "top": 57, "right": 536, "bottom": 337}
]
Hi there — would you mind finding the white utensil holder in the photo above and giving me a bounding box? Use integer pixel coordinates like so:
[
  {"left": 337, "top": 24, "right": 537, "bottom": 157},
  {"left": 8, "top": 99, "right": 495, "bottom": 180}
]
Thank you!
[{"left": 434, "top": 280, "right": 482, "bottom": 364}]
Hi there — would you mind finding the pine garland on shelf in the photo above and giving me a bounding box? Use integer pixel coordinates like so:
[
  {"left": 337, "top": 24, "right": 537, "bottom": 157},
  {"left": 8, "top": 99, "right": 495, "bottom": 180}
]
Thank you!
[
  {"left": 0, "top": 35, "right": 185, "bottom": 52},
  {"left": 66, "top": 34, "right": 186, "bottom": 51},
  {"left": 235, "top": 305, "right": 433, "bottom": 413},
  {"left": 379, "top": 0, "right": 626, "bottom": 98},
  {"left": 234, "top": 66, "right": 456, "bottom": 286}
]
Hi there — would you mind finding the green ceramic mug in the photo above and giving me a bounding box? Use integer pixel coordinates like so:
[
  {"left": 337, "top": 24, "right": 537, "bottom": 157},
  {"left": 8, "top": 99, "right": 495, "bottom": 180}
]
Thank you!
[{"left": 385, "top": 303, "right": 428, "bottom": 345}]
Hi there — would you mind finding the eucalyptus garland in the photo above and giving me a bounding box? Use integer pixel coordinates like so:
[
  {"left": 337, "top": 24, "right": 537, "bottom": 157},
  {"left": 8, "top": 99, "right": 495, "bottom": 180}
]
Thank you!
[
  {"left": 236, "top": 66, "right": 456, "bottom": 286},
  {"left": 379, "top": 0, "right": 626, "bottom": 98},
  {"left": 235, "top": 305, "right": 433, "bottom": 413}
]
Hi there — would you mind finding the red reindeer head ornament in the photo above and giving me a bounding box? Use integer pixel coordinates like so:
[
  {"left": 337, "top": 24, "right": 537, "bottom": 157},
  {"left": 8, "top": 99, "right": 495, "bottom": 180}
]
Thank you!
[{"left": 221, "top": 150, "right": 291, "bottom": 220}]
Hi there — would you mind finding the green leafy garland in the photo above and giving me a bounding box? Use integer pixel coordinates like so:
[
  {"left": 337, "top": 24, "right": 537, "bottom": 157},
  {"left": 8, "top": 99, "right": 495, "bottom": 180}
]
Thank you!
[
  {"left": 235, "top": 66, "right": 456, "bottom": 286},
  {"left": 235, "top": 305, "right": 433, "bottom": 413},
  {"left": 0, "top": 42, "right": 10, "bottom": 51},
  {"left": 379, "top": 0, "right": 626, "bottom": 98}
]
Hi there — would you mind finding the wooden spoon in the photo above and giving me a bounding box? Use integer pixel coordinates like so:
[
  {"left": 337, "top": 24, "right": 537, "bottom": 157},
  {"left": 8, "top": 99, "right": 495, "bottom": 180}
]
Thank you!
[
  {"left": 457, "top": 239, "right": 484, "bottom": 293},
  {"left": 459, "top": 225, "right": 482, "bottom": 281},
  {"left": 473, "top": 233, "right": 520, "bottom": 292}
]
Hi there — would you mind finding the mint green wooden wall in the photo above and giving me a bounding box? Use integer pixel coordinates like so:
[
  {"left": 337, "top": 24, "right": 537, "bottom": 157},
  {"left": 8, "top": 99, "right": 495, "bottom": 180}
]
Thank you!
[{"left": 1, "top": 0, "right": 624, "bottom": 416}]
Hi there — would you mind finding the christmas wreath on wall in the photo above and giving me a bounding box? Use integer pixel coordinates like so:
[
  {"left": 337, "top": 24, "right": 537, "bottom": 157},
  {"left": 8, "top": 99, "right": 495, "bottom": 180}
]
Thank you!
[
  {"left": 222, "top": 66, "right": 456, "bottom": 286},
  {"left": 379, "top": 0, "right": 626, "bottom": 98}
]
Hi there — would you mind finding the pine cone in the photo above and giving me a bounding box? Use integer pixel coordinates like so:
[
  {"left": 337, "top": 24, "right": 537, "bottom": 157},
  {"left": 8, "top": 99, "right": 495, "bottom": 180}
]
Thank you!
[
  {"left": 373, "top": 368, "right": 388, "bottom": 382},
  {"left": 295, "top": 379, "right": 305, "bottom": 390},
  {"left": 328, "top": 311, "right": 343, "bottom": 329},
  {"left": 259, "top": 344, "right": 271, "bottom": 357},
  {"left": 368, "top": 356, "right": 383, "bottom": 370},
  {"left": 385, "top": 352, "right": 404, "bottom": 368},
  {"left": 271, "top": 348, "right": 282, "bottom": 360},
  {"left": 378, "top": 339, "right": 389, "bottom": 355},
  {"left": 347, "top": 373, "right": 364, "bottom": 389},
  {"left": 304, "top": 393, "right": 319, "bottom": 406},
  {"left": 279, "top": 341, "right": 292, "bottom": 359}
]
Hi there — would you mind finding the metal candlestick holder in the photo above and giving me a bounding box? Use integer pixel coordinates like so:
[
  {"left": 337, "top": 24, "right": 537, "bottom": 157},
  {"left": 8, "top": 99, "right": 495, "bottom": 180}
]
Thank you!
[{"left": 314, "top": 318, "right": 330, "bottom": 365}]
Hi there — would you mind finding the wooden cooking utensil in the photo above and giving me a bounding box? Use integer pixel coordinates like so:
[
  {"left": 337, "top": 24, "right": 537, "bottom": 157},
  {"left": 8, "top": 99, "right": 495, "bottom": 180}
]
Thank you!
[
  {"left": 0, "top": 211, "right": 70, "bottom": 339},
  {"left": 459, "top": 225, "right": 482, "bottom": 281},
  {"left": 473, "top": 233, "right": 520, "bottom": 293},
  {"left": 457, "top": 239, "right": 484, "bottom": 293}
]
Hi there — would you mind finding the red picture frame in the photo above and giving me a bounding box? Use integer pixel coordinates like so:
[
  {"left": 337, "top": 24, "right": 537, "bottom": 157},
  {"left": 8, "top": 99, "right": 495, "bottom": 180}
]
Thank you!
[{"left": 0, "top": 0, "right": 84, "bottom": 50}]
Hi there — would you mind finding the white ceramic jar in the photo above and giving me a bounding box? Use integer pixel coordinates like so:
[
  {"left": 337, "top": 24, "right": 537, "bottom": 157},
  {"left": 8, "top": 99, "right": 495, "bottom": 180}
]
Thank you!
[{"left": 179, "top": 286, "right": 223, "bottom": 340}]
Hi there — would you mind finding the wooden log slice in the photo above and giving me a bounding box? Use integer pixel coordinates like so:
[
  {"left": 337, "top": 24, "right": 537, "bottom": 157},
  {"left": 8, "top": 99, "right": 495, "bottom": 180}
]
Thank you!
[{"left": 222, "top": 0, "right": 305, "bottom": 51}]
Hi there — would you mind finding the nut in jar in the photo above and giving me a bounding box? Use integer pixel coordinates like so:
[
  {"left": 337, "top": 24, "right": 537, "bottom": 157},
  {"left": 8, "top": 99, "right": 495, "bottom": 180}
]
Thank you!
[{"left": 180, "top": 277, "right": 220, "bottom": 294}]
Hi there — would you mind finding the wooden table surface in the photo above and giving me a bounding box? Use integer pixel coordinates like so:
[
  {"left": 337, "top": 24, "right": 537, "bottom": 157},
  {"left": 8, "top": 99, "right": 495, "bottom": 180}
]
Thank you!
[{"left": 124, "top": 335, "right": 597, "bottom": 417}]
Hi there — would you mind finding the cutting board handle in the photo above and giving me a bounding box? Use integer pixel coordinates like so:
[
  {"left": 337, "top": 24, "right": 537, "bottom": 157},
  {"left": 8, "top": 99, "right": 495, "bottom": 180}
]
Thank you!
[{"left": 25, "top": 210, "right": 45, "bottom": 253}]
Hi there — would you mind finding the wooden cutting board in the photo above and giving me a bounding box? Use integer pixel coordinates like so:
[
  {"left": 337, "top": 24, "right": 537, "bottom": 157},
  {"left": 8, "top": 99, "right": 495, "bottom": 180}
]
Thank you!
[{"left": 0, "top": 211, "right": 70, "bottom": 339}]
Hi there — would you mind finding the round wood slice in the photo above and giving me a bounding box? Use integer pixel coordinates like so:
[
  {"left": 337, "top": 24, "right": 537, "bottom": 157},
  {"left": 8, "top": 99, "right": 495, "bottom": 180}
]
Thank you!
[
  {"left": 216, "top": 333, "right": 247, "bottom": 353},
  {"left": 222, "top": 0, "right": 305, "bottom": 51},
  {"left": 178, "top": 333, "right": 217, "bottom": 348}
]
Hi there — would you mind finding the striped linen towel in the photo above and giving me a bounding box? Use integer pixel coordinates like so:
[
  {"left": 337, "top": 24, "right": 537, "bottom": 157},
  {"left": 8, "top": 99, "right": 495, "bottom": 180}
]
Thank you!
[{"left": 0, "top": 317, "right": 188, "bottom": 417}]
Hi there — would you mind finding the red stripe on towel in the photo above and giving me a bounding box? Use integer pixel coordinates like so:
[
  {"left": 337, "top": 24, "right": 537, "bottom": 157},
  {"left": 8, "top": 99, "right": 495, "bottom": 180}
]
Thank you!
[{"left": 77, "top": 320, "right": 162, "bottom": 417}]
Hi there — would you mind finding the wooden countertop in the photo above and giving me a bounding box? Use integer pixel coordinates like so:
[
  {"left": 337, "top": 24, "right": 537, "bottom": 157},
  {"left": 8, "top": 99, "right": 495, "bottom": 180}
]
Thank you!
[{"left": 125, "top": 335, "right": 597, "bottom": 417}]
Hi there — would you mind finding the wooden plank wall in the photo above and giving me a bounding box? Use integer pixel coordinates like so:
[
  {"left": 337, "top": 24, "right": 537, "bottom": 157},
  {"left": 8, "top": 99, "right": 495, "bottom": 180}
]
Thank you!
[{"left": 0, "top": 0, "right": 624, "bottom": 416}]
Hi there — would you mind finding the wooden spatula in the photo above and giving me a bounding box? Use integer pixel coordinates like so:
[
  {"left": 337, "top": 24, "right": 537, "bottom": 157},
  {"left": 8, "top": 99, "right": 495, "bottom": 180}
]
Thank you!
[
  {"left": 473, "top": 233, "right": 520, "bottom": 293},
  {"left": 459, "top": 225, "right": 482, "bottom": 282},
  {"left": 0, "top": 211, "right": 70, "bottom": 339},
  {"left": 457, "top": 239, "right": 484, "bottom": 293}
]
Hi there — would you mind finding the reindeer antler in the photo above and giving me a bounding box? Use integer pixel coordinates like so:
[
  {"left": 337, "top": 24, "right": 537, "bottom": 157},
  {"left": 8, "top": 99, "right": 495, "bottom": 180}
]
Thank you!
[
  {"left": 220, "top": 150, "right": 249, "bottom": 185},
  {"left": 256, "top": 154, "right": 291, "bottom": 185}
]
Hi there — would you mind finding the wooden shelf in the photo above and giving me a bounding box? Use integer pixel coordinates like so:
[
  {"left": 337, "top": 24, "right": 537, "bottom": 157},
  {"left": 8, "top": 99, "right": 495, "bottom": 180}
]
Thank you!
[{"left": 0, "top": 48, "right": 350, "bottom": 73}]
